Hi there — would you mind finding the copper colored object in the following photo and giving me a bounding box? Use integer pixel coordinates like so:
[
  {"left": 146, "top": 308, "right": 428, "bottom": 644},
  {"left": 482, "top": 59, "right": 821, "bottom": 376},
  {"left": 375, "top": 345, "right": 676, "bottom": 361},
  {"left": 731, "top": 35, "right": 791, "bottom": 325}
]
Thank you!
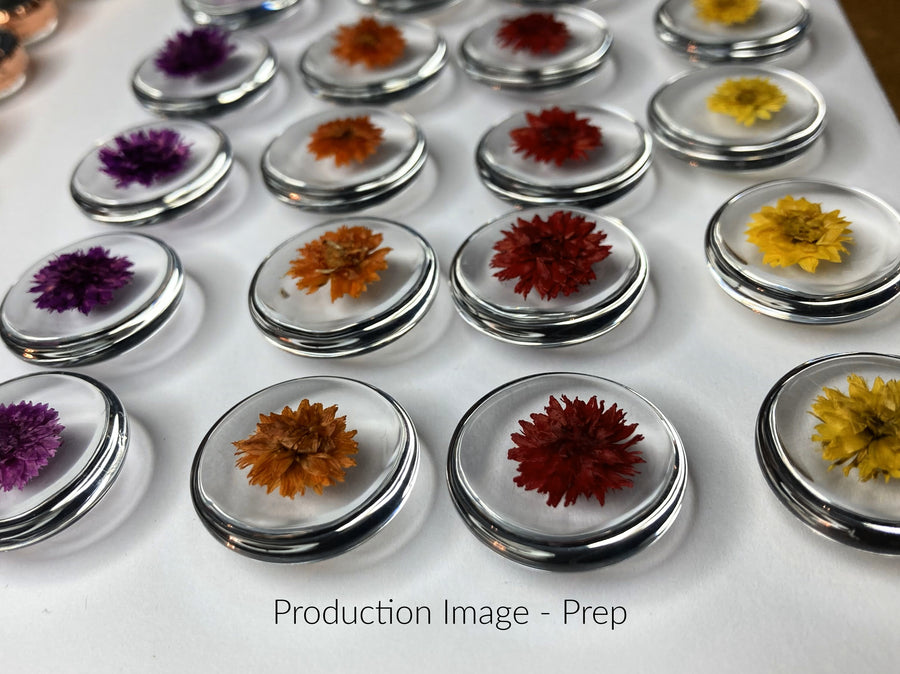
[{"left": 0, "top": 0, "right": 58, "bottom": 44}]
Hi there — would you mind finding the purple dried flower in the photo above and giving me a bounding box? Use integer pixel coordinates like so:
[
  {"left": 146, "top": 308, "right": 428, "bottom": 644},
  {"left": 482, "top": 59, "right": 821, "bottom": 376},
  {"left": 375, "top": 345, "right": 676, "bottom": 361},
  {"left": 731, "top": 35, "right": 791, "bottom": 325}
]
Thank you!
[
  {"left": 0, "top": 401, "right": 64, "bottom": 492},
  {"left": 98, "top": 128, "right": 192, "bottom": 189},
  {"left": 154, "top": 26, "right": 236, "bottom": 78},
  {"left": 29, "top": 246, "right": 135, "bottom": 315}
]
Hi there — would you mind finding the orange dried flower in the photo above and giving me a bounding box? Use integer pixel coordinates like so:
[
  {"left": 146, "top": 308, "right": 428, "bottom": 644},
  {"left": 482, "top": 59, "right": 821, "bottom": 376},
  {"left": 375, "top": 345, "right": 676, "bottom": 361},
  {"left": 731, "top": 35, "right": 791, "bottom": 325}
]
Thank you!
[
  {"left": 307, "top": 116, "right": 384, "bottom": 167},
  {"left": 288, "top": 225, "right": 392, "bottom": 302},
  {"left": 332, "top": 16, "right": 406, "bottom": 69},
  {"left": 233, "top": 399, "right": 358, "bottom": 498}
]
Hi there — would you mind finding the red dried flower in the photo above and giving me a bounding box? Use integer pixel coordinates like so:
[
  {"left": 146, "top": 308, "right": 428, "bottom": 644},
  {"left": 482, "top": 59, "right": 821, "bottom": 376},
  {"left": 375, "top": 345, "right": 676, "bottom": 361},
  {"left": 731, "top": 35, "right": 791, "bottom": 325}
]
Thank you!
[
  {"left": 496, "top": 12, "right": 571, "bottom": 55},
  {"left": 510, "top": 107, "right": 602, "bottom": 166},
  {"left": 490, "top": 210, "right": 611, "bottom": 300},
  {"left": 332, "top": 16, "right": 406, "bottom": 69},
  {"left": 307, "top": 115, "right": 384, "bottom": 167},
  {"left": 508, "top": 395, "right": 644, "bottom": 508}
]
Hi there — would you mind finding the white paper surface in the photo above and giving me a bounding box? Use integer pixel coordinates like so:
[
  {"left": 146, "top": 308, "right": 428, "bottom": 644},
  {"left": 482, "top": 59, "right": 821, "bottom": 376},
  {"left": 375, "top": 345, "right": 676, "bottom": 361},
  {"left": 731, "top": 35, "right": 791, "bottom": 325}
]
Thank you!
[{"left": 1, "top": 0, "right": 899, "bottom": 671}]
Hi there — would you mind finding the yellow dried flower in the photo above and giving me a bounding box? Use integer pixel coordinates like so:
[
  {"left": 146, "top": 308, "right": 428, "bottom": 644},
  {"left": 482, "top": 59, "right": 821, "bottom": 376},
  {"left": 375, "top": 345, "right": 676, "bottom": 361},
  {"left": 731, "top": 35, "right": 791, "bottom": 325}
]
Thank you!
[
  {"left": 811, "top": 375, "right": 900, "bottom": 482},
  {"left": 707, "top": 77, "right": 787, "bottom": 126},
  {"left": 693, "top": 0, "right": 760, "bottom": 25},
  {"left": 745, "top": 195, "right": 853, "bottom": 273}
]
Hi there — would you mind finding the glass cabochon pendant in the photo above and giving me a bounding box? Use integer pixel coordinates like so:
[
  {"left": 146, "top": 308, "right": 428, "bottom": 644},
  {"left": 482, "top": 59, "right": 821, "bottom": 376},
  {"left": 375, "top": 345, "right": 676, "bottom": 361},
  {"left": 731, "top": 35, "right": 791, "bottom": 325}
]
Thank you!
[
  {"left": 447, "top": 372, "right": 687, "bottom": 570},
  {"left": 757, "top": 352, "right": 900, "bottom": 553},
  {"left": 132, "top": 28, "right": 277, "bottom": 117},
  {"left": 450, "top": 206, "right": 648, "bottom": 346},
  {"left": 476, "top": 105, "right": 652, "bottom": 208},
  {"left": 190, "top": 376, "right": 419, "bottom": 563},
  {"left": 655, "top": 0, "right": 810, "bottom": 62},
  {"left": 300, "top": 17, "right": 448, "bottom": 104},
  {"left": 459, "top": 5, "right": 612, "bottom": 91},
  {"left": 181, "top": 0, "right": 303, "bottom": 30},
  {"left": 249, "top": 217, "right": 439, "bottom": 357},
  {"left": 0, "top": 371, "right": 128, "bottom": 551},
  {"left": 0, "top": 233, "right": 184, "bottom": 366},
  {"left": 354, "top": 0, "right": 462, "bottom": 14},
  {"left": 70, "top": 120, "right": 232, "bottom": 226},
  {"left": 261, "top": 107, "right": 427, "bottom": 212},
  {"left": 648, "top": 65, "right": 824, "bottom": 170},
  {"left": 705, "top": 179, "right": 900, "bottom": 323}
]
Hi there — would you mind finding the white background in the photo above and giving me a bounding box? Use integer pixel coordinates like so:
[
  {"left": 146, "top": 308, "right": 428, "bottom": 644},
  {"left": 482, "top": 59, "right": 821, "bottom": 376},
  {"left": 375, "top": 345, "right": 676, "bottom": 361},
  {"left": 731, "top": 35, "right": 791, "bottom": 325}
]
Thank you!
[{"left": 1, "top": 0, "right": 899, "bottom": 671}]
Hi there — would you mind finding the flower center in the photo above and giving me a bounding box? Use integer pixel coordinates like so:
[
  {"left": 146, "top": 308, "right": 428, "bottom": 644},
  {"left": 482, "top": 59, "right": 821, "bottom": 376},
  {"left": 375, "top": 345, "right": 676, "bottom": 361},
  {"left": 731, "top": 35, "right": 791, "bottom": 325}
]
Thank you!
[
  {"left": 541, "top": 125, "right": 575, "bottom": 146},
  {"left": 333, "top": 127, "right": 357, "bottom": 141},
  {"left": 281, "top": 427, "right": 320, "bottom": 453},
  {"left": 355, "top": 31, "right": 380, "bottom": 48},
  {"left": 321, "top": 239, "right": 367, "bottom": 271},
  {"left": 861, "top": 410, "right": 896, "bottom": 440},
  {"left": 735, "top": 89, "right": 758, "bottom": 105},
  {"left": 780, "top": 213, "right": 825, "bottom": 243}
]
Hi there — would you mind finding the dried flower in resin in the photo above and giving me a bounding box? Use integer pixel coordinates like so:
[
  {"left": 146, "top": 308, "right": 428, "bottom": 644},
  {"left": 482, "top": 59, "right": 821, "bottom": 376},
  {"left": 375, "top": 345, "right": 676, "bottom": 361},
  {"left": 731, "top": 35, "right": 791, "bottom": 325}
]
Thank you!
[
  {"left": 233, "top": 399, "right": 358, "bottom": 498},
  {"left": 491, "top": 210, "right": 611, "bottom": 300},
  {"left": 0, "top": 400, "right": 64, "bottom": 492},
  {"left": 510, "top": 107, "right": 602, "bottom": 166},
  {"left": 289, "top": 225, "right": 391, "bottom": 302},
  {"left": 29, "top": 247, "right": 134, "bottom": 314},
  {"left": 746, "top": 195, "right": 853, "bottom": 273},
  {"left": 508, "top": 395, "right": 644, "bottom": 507},
  {"left": 154, "top": 26, "right": 236, "bottom": 78},
  {"left": 332, "top": 16, "right": 406, "bottom": 69},
  {"left": 307, "top": 116, "right": 384, "bottom": 167},
  {"left": 98, "top": 128, "right": 192, "bottom": 189},
  {"left": 496, "top": 12, "right": 571, "bottom": 55},
  {"left": 707, "top": 77, "right": 787, "bottom": 126},
  {"left": 693, "top": 0, "right": 760, "bottom": 25},
  {"left": 810, "top": 374, "right": 900, "bottom": 482}
]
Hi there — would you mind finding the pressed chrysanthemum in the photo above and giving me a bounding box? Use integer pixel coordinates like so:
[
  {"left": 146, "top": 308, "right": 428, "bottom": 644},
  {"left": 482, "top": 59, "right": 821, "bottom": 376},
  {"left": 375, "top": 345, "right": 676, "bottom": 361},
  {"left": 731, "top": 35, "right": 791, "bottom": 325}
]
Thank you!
[
  {"left": 154, "top": 27, "right": 236, "bottom": 78},
  {"left": 233, "top": 399, "right": 358, "bottom": 498},
  {"left": 496, "top": 12, "right": 571, "bottom": 55},
  {"left": 332, "top": 16, "right": 406, "bottom": 69},
  {"left": 707, "top": 77, "right": 787, "bottom": 126},
  {"left": 508, "top": 395, "right": 644, "bottom": 507},
  {"left": 746, "top": 195, "right": 853, "bottom": 273},
  {"left": 288, "top": 225, "right": 392, "bottom": 302},
  {"left": 491, "top": 210, "right": 611, "bottom": 300},
  {"left": 0, "top": 400, "right": 64, "bottom": 492},
  {"left": 693, "top": 0, "right": 760, "bottom": 25},
  {"left": 307, "top": 116, "right": 384, "bottom": 167},
  {"left": 810, "top": 374, "right": 900, "bottom": 482},
  {"left": 98, "top": 128, "right": 192, "bottom": 189},
  {"left": 510, "top": 107, "right": 602, "bottom": 166},
  {"left": 29, "top": 247, "right": 134, "bottom": 315}
]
